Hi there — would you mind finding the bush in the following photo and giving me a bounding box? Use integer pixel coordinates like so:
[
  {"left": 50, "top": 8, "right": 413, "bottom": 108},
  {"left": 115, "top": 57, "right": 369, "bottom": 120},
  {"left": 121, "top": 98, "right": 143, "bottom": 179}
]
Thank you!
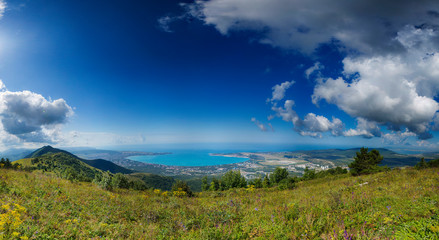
[
  {"left": 277, "top": 177, "right": 296, "bottom": 190},
  {"left": 172, "top": 180, "right": 194, "bottom": 197},
  {"left": 302, "top": 167, "right": 316, "bottom": 181},
  {"left": 98, "top": 171, "right": 113, "bottom": 191},
  {"left": 112, "top": 173, "right": 130, "bottom": 189}
]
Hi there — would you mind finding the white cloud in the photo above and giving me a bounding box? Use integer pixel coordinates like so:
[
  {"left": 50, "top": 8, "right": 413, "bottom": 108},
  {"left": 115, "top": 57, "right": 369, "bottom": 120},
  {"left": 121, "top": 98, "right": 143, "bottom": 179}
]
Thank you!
[
  {"left": 271, "top": 97, "right": 344, "bottom": 138},
  {"left": 343, "top": 118, "right": 382, "bottom": 138},
  {"left": 305, "top": 62, "right": 324, "bottom": 79},
  {"left": 268, "top": 80, "right": 294, "bottom": 102},
  {"left": 0, "top": 80, "right": 74, "bottom": 143},
  {"left": 313, "top": 47, "right": 439, "bottom": 138},
  {"left": 251, "top": 117, "right": 267, "bottom": 131},
  {"left": 382, "top": 129, "right": 417, "bottom": 144},
  {"left": 0, "top": 1, "right": 5, "bottom": 18},
  {"left": 158, "top": 16, "right": 175, "bottom": 33}
]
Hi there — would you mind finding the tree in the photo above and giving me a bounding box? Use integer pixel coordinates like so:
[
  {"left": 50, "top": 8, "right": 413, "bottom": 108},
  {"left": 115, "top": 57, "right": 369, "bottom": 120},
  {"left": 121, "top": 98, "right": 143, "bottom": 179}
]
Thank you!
[
  {"left": 221, "top": 170, "right": 247, "bottom": 190},
  {"left": 270, "top": 167, "right": 289, "bottom": 184},
  {"left": 209, "top": 177, "right": 220, "bottom": 191},
  {"left": 201, "top": 176, "right": 209, "bottom": 191},
  {"left": 262, "top": 175, "right": 271, "bottom": 188},
  {"left": 415, "top": 157, "right": 428, "bottom": 169},
  {"left": 349, "top": 147, "right": 383, "bottom": 176},
  {"left": 253, "top": 177, "right": 263, "bottom": 188}
]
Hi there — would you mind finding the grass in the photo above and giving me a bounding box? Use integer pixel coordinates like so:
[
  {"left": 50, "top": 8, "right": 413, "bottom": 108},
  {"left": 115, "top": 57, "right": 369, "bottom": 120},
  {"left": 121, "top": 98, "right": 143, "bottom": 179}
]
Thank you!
[{"left": 0, "top": 167, "right": 438, "bottom": 239}]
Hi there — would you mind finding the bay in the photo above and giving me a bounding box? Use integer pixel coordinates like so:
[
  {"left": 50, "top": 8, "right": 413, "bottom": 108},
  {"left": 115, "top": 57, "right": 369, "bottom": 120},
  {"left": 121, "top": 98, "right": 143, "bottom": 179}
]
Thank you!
[{"left": 127, "top": 150, "right": 248, "bottom": 167}]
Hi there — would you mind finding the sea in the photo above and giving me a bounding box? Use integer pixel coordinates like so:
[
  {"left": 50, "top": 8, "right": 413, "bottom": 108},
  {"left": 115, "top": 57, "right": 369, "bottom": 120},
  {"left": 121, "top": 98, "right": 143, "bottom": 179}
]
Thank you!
[
  {"left": 122, "top": 143, "right": 340, "bottom": 167},
  {"left": 127, "top": 150, "right": 248, "bottom": 167}
]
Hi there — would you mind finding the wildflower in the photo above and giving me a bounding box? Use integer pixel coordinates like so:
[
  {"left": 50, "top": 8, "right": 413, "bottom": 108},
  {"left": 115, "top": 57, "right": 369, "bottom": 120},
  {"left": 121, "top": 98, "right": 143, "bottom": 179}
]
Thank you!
[
  {"left": 20, "top": 236, "right": 29, "bottom": 240},
  {"left": 154, "top": 189, "right": 161, "bottom": 194},
  {"left": 254, "top": 208, "right": 258, "bottom": 211},
  {"left": 12, "top": 232, "right": 20, "bottom": 237},
  {"left": 64, "top": 219, "right": 72, "bottom": 224}
]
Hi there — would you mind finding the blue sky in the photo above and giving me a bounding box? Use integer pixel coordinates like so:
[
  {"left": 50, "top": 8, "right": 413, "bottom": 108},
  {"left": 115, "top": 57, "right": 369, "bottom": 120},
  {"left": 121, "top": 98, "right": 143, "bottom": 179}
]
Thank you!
[{"left": 0, "top": 0, "right": 438, "bottom": 151}]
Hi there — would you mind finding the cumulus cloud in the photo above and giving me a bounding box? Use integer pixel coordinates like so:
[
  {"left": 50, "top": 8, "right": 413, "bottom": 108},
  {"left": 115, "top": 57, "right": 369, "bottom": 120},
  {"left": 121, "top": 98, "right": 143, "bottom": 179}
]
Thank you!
[
  {"left": 343, "top": 118, "right": 382, "bottom": 138},
  {"left": 0, "top": 81, "right": 74, "bottom": 143},
  {"left": 312, "top": 42, "right": 439, "bottom": 138},
  {"left": 267, "top": 80, "right": 294, "bottom": 102},
  {"left": 271, "top": 97, "right": 344, "bottom": 138}
]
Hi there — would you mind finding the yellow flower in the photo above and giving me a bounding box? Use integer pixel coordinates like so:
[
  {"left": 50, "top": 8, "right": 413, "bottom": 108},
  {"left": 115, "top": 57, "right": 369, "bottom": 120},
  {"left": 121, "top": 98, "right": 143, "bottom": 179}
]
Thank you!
[
  {"left": 20, "top": 236, "right": 29, "bottom": 240},
  {"left": 154, "top": 189, "right": 161, "bottom": 194},
  {"left": 383, "top": 217, "right": 392, "bottom": 224},
  {"left": 12, "top": 232, "right": 20, "bottom": 237},
  {"left": 64, "top": 219, "right": 72, "bottom": 224},
  {"left": 73, "top": 219, "right": 78, "bottom": 223}
]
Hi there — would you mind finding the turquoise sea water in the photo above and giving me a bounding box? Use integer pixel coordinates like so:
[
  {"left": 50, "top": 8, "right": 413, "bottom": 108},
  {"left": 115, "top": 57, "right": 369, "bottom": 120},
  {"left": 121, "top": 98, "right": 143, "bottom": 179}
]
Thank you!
[
  {"left": 120, "top": 143, "right": 351, "bottom": 167},
  {"left": 127, "top": 150, "right": 249, "bottom": 167}
]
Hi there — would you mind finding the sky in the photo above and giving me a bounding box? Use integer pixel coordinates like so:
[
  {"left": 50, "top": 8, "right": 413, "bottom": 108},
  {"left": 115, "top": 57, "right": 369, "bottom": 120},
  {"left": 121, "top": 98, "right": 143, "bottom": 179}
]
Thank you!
[{"left": 0, "top": 0, "right": 438, "bottom": 152}]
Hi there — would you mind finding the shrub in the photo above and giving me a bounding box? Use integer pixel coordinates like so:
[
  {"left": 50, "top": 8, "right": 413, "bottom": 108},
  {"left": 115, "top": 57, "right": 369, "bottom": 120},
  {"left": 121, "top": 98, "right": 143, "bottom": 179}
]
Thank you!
[
  {"left": 98, "top": 171, "right": 113, "bottom": 191},
  {"left": 277, "top": 177, "right": 296, "bottom": 190},
  {"left": 111, "top": 173, "right": 130, "bottom": 189},
  {"left": 172, "top": 180, "right": 193, "bottom": 197}
]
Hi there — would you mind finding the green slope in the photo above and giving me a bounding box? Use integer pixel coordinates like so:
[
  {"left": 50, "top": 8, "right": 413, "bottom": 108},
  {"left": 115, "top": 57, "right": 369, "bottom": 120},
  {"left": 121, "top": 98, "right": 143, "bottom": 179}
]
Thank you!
[
  {"left": 129, "top": 172, "right": 175, "bottom": 190},
  {"left": 81, "top": 159, "right": 134, "bottom": 174},
  {"left": 22, "top": 146, "right": 134, "bottom": 174},
  {"left": 0, "top": 166, "right": 438, "bottom": 239},
  {"left": 16, "top": 152, "right": 103, "bottom": 182}
]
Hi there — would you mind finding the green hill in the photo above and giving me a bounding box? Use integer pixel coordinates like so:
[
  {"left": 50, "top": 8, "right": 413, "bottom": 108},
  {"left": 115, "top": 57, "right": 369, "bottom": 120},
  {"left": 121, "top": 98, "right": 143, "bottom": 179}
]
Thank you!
[
  {"left": 21, "top": 146, "right": 134, "bottom": 174},
  {"left": 16, "top": 152, "right": 103, "bottom": 182}
]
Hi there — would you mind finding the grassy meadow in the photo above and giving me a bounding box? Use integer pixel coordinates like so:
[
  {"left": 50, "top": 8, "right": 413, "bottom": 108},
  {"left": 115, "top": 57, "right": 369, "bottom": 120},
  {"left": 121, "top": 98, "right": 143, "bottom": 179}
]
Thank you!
[{"left": 0, "top": 166, "right": 438, "bottom": 239}]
